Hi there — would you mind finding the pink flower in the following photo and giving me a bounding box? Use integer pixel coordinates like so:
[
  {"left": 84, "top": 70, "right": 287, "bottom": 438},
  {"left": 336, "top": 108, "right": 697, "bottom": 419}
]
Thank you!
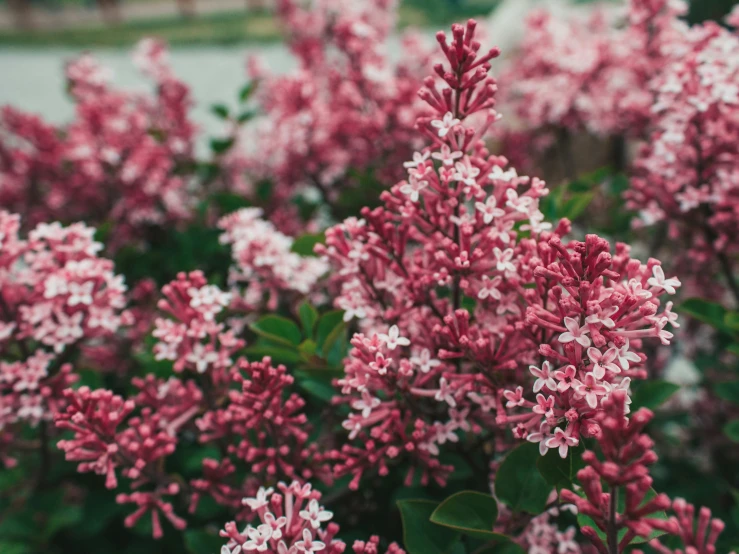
[
  {"left": 475, "top": 196, "right": 506, "bottom": 224},
  {"left": 559, "top": 317, "right": 591, "bottom": 347},
  {"left": 573, "top": 373, "right": 609, "bottom": 409},
  {"left": 530, "top": 361, "right": 557, "bottom": 393},
  {"left": 545, "top": 427, "right": 579, "bottom": 458},
  {"left": 587, "top": 347, "right": 621, "bottom": 379}
]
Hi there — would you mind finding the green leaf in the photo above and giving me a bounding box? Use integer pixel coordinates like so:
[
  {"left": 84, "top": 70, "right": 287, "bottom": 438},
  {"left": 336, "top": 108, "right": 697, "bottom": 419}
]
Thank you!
[
  {"left": 678, "top": 298, "right": 730, "bottom": 333},
  {"left": 239, "top": 81, "right": 257, "bottom": 102},
  {"left": 210, "top": 103, "right": 230, "bottom": 120},
  {"left": 536, "top": 441, "right": 585, "bottom": 490},
  {"left": 495, "top": 442, "right": 551, "bottom": 514},
  {"left": 184, "top": 529, "right": 223, "bottom": 554},
  {"left": 397, "top": 500, "right": 461, "bottom": 554},
  {"left": 245, "top": 342, "right": 302, "bottom": 365},
  {"left": 559, "top": 192, "right": 594, "bottom": 221},
  {"left": 250, "top": 316, "right": 302, "bottom": 347},
  {"left": 729, "top": 344, "right": 739, "bottom": 357},
  {"left": 714, "top": 382, "right": 739, "bottom": 404},
  {"left": 430, "top": 491, "right": 500, "bottom": 540},
  {"left": 297, "top": 376, "right": 336, "bottom": 402},
  {"left": 209, "top": 192, "right": 250, "bottom": 214},
  {"left": 724, "top": 419, "right": 739, "bottom": 442},
  {"left": 725, "top": 311, "right": 739, "bottom": 331},
  {"left": 237, "top": 109, "right": 257, "bottom": 123},
  {"left": 291, "top": 233, "right": 326, "bottom": 257},
  {"left": 0, "top": 542, "right": 32, "bottom": 554},
  {"left": 630, "top": 380, "right": 680, "bottom": 411},
  {"left": 316, "top": 311, "right": 346, "bottom": 353},
  {"left": 210, "top": 137, "right": 235, "bottom": 155},
  {"left": 299, "top": 302, "right": 319, "bottom": 337}
]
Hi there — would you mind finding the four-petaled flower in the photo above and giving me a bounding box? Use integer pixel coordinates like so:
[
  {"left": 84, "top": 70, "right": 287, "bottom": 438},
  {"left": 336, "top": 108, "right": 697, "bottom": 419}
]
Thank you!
[
  {"left": 559, "top": 317, "right": 591, "bottom": 347},
  {"left": 430, "top": 112, "right": 461, "bottom": 137},
  {"left": 647, "top": 265, "right": 681, "bottom": 294},
  {"left": 545, "top": 427, "right": 579, "bottom": 458},
  {"left": 378, "top": 325, "right": 410, "bottom": 350}
]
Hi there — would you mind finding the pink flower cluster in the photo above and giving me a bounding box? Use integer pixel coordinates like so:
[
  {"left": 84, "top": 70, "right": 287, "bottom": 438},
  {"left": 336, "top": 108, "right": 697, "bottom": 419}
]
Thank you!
[
  {"left": 502, "top": 238, "right": 680, "bottom": 457},
  {"left": 626, "top": 17, "right": 739, "bottom": 300},
  {"left": 218, "top": 208, "right": 328, "bottom": 309},
  {"left": 500, "top": 0, "right": 687, "bottom": 140},
  {"left": 226, "top": 0, "right": 427, "bottom": 213},
  {"left": 0, "top": 38, "right": 196, "bottom": 247},
  {"left": 55, "top": 270, "right": 329, "bottom": 537},
  {"left": 318, "top": 17, "right": 682, "bottom": 499},
  {"left": 220, "top": 480, "right": 404, "bottom": 554},
  {"left": 561, "top": 390, "right": 731, "bottom": 554},
  {"left": 0, "top": 210, "right": 127, "bottom": 465}
]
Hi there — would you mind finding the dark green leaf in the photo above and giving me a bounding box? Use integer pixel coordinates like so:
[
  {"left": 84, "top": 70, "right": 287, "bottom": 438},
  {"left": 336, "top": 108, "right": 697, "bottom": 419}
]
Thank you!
[
  {"left": 210, "top": 137, "right": 235, "bottom": 155},
  {"left": 184, "top": 529, "right": 223, "bottom": 554},
  {"left": 237, "top": 109, "right": 257, "bottom": 123},
  {"left": 714, "top": 382, "right": 739, "bottom": 404},
  {"left": 291, "top": 233, "right": 326, "bottom": 257},
  {"left": 725, "top": 311, "right": 739, "bottom": 331},
  {"left": 724, "top": 419, "right": 739, "bottom": 442},
  {"left": 537, "top": 441, "right": 585, "bottom": 490},
  {"left": 397, "top": 499, "right": 461, "bottom": 554},
  {"left": 678, "top": 298, "right": 730, "bottom": 333},
  {"left": 210, "top": 192, "right": 250, "bottom": 214},
  {"left": 430, "top": 491, "right": 500, "bottom": 540},
  {"left": 210, "top": 103, "right": 230, "bottom": 120},
  {"left": 495, "top": 442, "right": 551, "bottom": 514},
  {"left": 316, "top": 311, "right": 346, "bottom": 352},
  {"left": 250, "top": 316, "right": 302, "bottom": 346},
  {"left": 239, "top": 82, "right": 257, "bottom": 102},
  {"left": 299, "top": 302, "right": 319, "bottom": 337},
  {"left": 630, "top": 380, "right": 680, "bottom": 410}
]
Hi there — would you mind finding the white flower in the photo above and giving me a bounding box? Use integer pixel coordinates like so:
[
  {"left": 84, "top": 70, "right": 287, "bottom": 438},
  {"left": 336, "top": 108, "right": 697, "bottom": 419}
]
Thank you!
[
  {"left": 430, "top": 112, "right": 461, "bottom": 137},
  {"left": 398, "top": 175, "right": 428, "bottom": 202},
  {"left": 294, "top": 528, "right": 326, "bottom": 553},
  {"left": 647, "top": 265, "right": 681, "bottom": 294},
  {"left": 243, "top": 524, "right": 273, "bottom": 551},
  {"left": 378, "top": 325, "right": 410, "bottom": 350},
  {"left": 243, "top": 486, "right": 274, "bottom": 511},
  {"left": 299, "top": 499, "right": 333, "bottom": 530}
]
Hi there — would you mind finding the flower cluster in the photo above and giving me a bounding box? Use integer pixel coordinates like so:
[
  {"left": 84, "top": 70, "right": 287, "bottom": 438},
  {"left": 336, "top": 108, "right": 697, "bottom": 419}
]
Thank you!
[
  {"left": 319, "top": 19, "right": 548, "bottom": 488},
  {"left": 502, "top": 238, "right": 680, "bottom": 457},
  {"left": 0, "top": 38, "right": 196, "bottom": 247},
  {"left": 55, "top": 271, "right": 328, "bottom": 537},
  {"left": 220, "top": 480, "right": 404, "bottom": 554},
  {"left": 0, "top": 210, "right": 127, "bottom": 466},
  {"left": 561, "top": 390, "right": 731, "bottom": 554},
  {"left": 500, "top": 0, "right": 687, "bottom": 144},
  {"left": 218, "top": 208, "right": 329, "bottom": 308},
  {"left": 626, "top": 16, "right": 739, "bottom": 301},
  {"left": 152, "top": 270, "right": 240, "bottom": 376},
  {"left": 224, "top": 0, "right": 427, "bottom": 220}
]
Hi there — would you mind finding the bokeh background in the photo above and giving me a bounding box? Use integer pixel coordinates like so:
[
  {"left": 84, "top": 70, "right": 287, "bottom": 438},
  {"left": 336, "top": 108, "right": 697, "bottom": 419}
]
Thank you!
[{"left": 0, "top": 0, "right": 735, "bottom": 140}]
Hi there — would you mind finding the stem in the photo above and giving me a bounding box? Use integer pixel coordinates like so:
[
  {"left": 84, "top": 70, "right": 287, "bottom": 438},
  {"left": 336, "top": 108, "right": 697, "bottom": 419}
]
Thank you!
[{"left": 607, "top": 486, "right": 619, "bottom": 554}]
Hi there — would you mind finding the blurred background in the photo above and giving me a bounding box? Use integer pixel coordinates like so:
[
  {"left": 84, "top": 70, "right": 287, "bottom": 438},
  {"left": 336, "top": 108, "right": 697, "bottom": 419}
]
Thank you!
[{"left": 0, "top": 0, "right": 736, "bottom": 140}]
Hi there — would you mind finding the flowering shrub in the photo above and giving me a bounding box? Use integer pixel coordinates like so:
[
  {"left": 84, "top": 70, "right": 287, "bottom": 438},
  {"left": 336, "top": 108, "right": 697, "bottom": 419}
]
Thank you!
[{"left": 1, "top": 1, "right": 738, "bottom": 554}]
